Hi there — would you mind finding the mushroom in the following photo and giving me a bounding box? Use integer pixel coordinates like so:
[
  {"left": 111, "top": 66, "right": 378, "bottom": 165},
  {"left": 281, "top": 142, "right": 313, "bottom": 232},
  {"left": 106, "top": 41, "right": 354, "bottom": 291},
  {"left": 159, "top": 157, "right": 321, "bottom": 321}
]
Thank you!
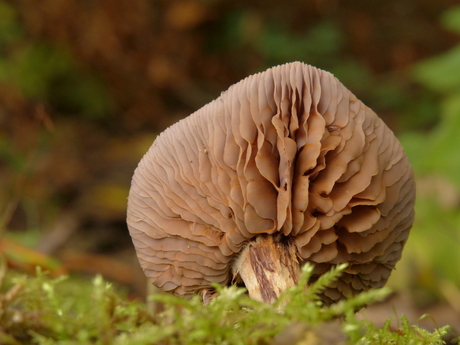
[{"left": 126, "top": 62, "right": 415, "bottom": 304}]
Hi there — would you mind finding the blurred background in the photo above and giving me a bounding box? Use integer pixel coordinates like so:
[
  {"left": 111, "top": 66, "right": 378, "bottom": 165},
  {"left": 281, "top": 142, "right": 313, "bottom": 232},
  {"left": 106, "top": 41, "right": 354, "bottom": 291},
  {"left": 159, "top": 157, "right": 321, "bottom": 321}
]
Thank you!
[{"left": 0, "top": 0, "right": 459, "bottom": 332}]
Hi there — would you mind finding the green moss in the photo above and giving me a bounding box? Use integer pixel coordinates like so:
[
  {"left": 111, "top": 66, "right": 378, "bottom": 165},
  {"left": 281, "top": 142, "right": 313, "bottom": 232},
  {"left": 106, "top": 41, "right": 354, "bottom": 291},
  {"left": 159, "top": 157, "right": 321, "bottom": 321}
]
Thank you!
[{"left": 0, "top": 261, "right": 452, "bottom": 345}]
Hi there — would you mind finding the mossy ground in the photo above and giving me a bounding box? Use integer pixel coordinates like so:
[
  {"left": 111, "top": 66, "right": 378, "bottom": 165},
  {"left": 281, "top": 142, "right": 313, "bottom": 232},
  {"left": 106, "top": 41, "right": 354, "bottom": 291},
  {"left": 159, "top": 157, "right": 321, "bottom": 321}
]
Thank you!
[{"left": 0, "top": 260, "right": 454, "bottom": 345}]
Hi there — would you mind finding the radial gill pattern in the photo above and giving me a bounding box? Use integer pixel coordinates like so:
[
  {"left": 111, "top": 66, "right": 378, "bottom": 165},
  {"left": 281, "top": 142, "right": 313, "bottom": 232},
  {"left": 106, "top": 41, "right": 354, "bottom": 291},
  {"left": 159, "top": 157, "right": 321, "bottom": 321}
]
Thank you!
[{"left": 127, "top": 62, "right": 415, "bottom": 302}]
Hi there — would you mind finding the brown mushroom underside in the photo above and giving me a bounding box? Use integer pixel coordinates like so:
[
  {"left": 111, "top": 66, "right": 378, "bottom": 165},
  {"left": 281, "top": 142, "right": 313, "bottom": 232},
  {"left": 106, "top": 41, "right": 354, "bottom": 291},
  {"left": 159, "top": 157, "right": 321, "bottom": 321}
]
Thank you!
[{"left": 126, "top": 62, "right": 415, "bottom": 304}]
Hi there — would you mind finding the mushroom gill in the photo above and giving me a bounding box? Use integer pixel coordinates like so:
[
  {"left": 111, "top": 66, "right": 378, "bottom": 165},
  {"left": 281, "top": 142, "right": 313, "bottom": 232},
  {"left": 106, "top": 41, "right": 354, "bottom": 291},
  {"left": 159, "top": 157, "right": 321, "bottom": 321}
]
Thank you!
[{"left": 126, "top": 62, "right": 415, "bottom": 304}]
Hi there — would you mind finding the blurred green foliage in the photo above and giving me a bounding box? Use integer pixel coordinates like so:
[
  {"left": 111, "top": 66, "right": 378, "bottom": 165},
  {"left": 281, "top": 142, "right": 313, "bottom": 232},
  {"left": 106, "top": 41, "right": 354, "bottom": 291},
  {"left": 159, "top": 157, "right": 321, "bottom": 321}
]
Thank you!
[
  {"left": 410, "top": 5, "right": 460, "bottom": 180},
  {"left": 0, "top": 2, "right": 21, "bottom": 45},
  {"left": 0, "top": 3, "right": 112, "bottom": 119},
  {"left": 392, "top": 4, "right": 460, "bottom": 302},
  {"left": 257, "top": 20, "right": 342, "bottom": 67},
  {"left": 7, "top": 43, "right": 113, "bottom": 118}
]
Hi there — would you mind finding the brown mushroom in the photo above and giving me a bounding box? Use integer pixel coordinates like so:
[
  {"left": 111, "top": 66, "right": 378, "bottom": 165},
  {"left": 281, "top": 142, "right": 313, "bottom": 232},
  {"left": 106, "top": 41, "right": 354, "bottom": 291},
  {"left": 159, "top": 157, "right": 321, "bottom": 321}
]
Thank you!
[{"left": 126, "top": 62, "right": 415, "bottom": 304}]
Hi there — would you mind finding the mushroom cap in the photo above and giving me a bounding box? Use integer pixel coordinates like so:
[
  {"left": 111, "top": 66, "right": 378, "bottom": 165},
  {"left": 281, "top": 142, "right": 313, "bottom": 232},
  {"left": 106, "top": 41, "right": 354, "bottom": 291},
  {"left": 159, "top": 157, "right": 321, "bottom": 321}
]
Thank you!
[{"left": 127, "top": 62, "right": 415, "bottom": 301}]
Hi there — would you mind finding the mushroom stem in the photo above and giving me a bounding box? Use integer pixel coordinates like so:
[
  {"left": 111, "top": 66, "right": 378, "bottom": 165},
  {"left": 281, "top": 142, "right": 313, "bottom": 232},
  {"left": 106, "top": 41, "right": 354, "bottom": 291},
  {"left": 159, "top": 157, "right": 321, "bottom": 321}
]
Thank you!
[{"left": 233, "top": 234, "right": 300, "bottom": 304}]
